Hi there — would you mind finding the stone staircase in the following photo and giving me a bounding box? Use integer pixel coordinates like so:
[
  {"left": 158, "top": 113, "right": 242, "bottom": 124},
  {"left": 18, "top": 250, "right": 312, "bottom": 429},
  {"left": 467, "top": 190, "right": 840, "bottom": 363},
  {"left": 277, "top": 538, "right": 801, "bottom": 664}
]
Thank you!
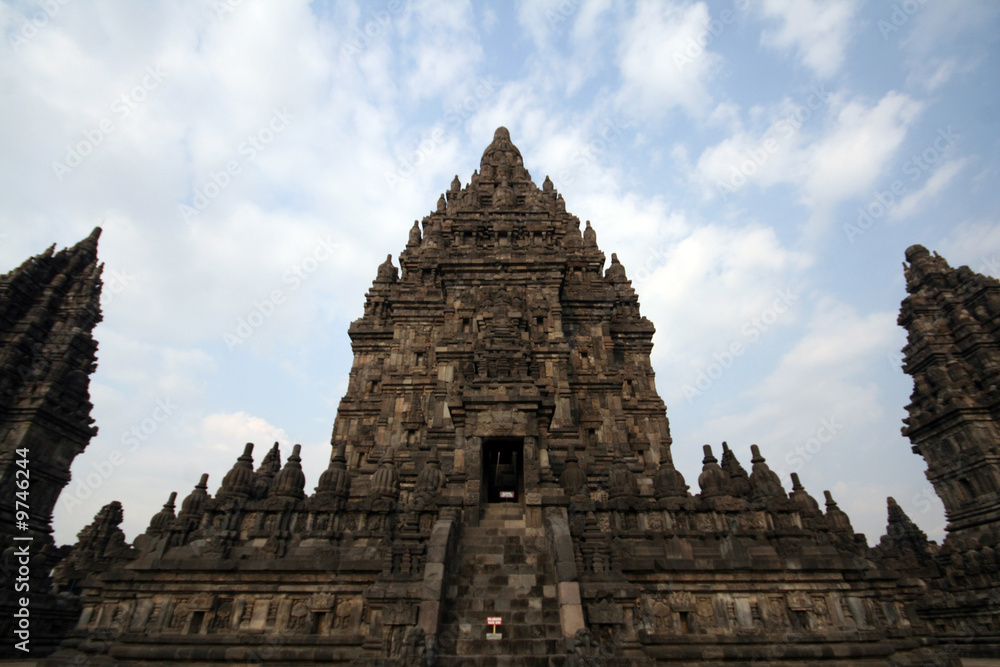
[{"left": 438, "top": 504, "right": 566, "bottom": 666}]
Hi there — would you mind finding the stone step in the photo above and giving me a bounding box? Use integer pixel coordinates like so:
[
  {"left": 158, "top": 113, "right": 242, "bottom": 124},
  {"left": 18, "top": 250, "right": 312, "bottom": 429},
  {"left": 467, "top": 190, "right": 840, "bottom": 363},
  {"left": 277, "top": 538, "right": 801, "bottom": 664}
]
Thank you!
[
  {"left": 451, "top": 637, "right": 565, "bottom": 657},
  {"left": 460, "top": 535, "right": 539, "bottom": 546},
  {"left": 476, "top": 519, "right": 528, "bottom": 529},
  {"left": 451, "top": 596, "right": 557, "bottom": 612},
  {"left": 481, "top": 504, "right": 525, "bottom": 516},
  {"left": 438, "top": 656, "right": 566, "bottom": 667},
  {"left": 450, "top": 606, "right": 560, "bottom": 624}
]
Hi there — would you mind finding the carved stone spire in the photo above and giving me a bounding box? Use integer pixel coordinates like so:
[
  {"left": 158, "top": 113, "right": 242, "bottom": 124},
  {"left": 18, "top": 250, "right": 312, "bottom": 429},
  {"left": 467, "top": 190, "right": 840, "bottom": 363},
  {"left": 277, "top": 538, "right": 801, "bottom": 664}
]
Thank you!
[
  {"left": 273, "top": 444, "right": 306, "bottom": 500},
  {"left": 608, "top": 451, "right": 639, "bottom": 500},
  {"left": 874, "top": 497, "right": 934, "bottom": 567},
  {"left": 315, "top": 442, "right": 351, "bottom": 502},
  {"left": 0, "top": 227, "right": 104, "bottom": 547},
  {"left": 411, "top": 446, "right": 445, "bottom": 508},
  {"left": 653, "top": 458, "right": 689, "bottom": 500},
  {"left": 370, "top": 450, "right": 399, "bottom": 500},
  {"left": 605, "top": 253, "right": 628, "bottom": 283},
  {"left": 748, "top": 444, "right": 785, "bottom": 500},
  {"left": 789, "top": 473, "right": 821, "bottom": 515},
  {"left": 252, "top": 442, "right": 281, "bottom": 499},
  {"left": 146, "top": 492, "right": 177, "bottom": 536},
  {"left": 217, "top": 443, "right": 255, "bottom": 501},
  {"left": 720, "top": 442, "right": 750, "bottom": 497},
  {"left": 698, "top": 444, "right": 728, "bottom": 499},
  {"left": 74, "top": 501, "right": 127, "bottom": 558},
  {"left": 899, "top": 245, "right": 1000, "bottom": 535},
  {"left": 179, "top": 474, "right": 210, "bottom": 520},
  {"left": 823, "top": 490, "right": 853, "bottom": 534}
]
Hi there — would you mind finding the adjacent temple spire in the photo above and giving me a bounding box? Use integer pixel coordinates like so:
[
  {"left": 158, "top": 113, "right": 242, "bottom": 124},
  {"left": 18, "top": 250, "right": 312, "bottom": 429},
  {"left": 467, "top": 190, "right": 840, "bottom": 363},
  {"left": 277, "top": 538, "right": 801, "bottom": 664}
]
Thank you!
[{"left": 0, "top": 226, "right": 104, "bottom": 552}]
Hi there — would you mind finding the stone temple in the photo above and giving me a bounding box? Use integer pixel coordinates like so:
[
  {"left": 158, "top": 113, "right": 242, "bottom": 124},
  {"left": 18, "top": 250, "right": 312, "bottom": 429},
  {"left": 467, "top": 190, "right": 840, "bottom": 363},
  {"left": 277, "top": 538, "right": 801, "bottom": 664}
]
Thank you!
[{"left": 2, "top": 128, "right": 999, "bottom": 665}]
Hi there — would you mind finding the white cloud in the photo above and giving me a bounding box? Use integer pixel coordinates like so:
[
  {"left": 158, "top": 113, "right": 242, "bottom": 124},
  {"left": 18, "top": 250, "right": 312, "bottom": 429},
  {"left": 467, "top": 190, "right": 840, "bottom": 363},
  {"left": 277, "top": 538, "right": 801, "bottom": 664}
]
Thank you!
[
  {"left": 906, "top": 57, "right": 959, "bottom": 93},
  {"left": 396, "top": 0, "right": 483, "bottom": 104},
  {"left": 759, "top": 0, "right": 860, "bottom": 78},
  {"left": 690, "top": 88, "right": 923, "bottom": 231},
  {"left": 198, "top": 411, "right": 291, "bottom": 455},
  {"left": 616, "top": 0, "right": 720, "bottom": 118},
  {"left": 803, "top": 91, "right": 923, "bottom": 209},
  {"left": 889, "top": 158, "right": 966, "bottom": 221}
]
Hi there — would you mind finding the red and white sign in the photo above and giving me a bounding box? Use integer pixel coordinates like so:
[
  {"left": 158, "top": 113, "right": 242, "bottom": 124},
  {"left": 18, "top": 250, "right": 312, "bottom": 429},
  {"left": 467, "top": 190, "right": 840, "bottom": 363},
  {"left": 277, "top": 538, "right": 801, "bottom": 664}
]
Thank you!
[
  {"left": 499, "top": 491, "right": 515, "bottom": 499},
  {"left": 486, "top": 616, "right": 503, "bottom": 626}
]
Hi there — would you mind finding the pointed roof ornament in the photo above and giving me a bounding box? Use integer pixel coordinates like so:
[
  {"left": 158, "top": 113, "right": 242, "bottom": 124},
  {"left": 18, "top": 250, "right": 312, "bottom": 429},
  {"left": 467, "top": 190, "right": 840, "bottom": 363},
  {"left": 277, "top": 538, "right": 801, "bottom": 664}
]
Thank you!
[
  {"left": 375, "top": 254, "right": 398, "bottom": 283},
  {"left": 180, "top": 473, "right": 210, "bottom": 518},
  {"left": 824, "top": 490, "right": 854, "bottom": 533},
  {"left": 720, "top": 441, "right": 750, "bottom": 497},
  {"left": 146, "top": 491, "right": 177, "bottom": 536},
  {"left": 789, "top": 472, "right": 821, "bottom": 514},
  {"left": 273, "top": 444, "right": 306, "bottom": 499},
  {"left": 698, "top": 444, "right": 729, "bottom": 498},
  {"left": 218, "top": 443, "right": 255, "bottom": 500},
  {"left": 654, "top": 457, "right": 689, "bottom": 500},
  {"left": 479, "top": 126, "right": 528, "bottom": 185},
  {"left": 370, "top": 448, "right": 399, "bottom": 499},
  {"left": 316, "top": 442, "right": 351, "bottom": 501},
  {"left": 748, "top": 444, "right": 786, "bottom": 500},
  {"left": 68, "top": 226, "right": 102, "bottom": 261},
  {"left": 606, "top": 253, "right": 629, "bottom": 283}
]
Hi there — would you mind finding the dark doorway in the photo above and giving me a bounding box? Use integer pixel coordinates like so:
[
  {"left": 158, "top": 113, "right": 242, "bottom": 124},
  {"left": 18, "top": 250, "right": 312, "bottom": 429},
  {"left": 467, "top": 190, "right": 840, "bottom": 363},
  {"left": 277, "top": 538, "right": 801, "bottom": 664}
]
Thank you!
[{"left": 483, "top": 438, "right": 523, "bottom": 503}]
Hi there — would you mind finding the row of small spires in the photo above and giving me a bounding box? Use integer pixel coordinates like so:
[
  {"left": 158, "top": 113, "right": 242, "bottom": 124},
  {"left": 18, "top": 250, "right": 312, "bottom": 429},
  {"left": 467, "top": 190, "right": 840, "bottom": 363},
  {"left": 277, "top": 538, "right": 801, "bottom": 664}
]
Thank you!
[
  {"left": 558, "top": 441, "right": 853, "bottom": 530},
  {"left": 146, "top": 440, "right": 856, "bottom": 535}
]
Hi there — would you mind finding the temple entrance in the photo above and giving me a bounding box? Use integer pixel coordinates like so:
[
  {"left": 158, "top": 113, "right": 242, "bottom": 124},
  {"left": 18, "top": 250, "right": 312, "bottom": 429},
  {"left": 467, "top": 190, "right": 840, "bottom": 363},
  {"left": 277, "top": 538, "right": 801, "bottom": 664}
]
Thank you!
[{"left": 482, "top": 438, "right": 523, "bottom": 503}]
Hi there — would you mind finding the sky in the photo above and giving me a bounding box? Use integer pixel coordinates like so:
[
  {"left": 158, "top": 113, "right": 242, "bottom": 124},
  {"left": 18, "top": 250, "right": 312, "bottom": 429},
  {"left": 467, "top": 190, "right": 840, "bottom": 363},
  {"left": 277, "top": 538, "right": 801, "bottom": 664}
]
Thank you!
[{"left": 1, "top": 0, "right": 998, "bottom": 546}]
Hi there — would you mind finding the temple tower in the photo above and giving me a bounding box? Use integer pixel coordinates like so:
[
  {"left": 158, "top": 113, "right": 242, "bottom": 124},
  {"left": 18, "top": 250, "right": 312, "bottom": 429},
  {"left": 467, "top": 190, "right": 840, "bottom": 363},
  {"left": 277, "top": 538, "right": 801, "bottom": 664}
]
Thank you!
[
  {"left": 336, "top": 126, "right": 671, "bottom": 521},
  {"left": 898, "top": 245, "right": 1000, "bottom": 656},
  {"left": 0, "top": 228, "right": 103, "bottom": 655},
  {"left": 899, "top": 245, "right": 1000, "bottom": 534}
]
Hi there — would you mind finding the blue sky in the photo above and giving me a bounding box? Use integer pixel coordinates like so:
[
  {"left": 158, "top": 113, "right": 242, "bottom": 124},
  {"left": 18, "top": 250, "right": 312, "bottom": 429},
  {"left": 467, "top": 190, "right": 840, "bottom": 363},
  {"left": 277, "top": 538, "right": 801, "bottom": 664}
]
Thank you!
[{"left": 1, "top": 0, "right": 998, "bottom": 544}]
